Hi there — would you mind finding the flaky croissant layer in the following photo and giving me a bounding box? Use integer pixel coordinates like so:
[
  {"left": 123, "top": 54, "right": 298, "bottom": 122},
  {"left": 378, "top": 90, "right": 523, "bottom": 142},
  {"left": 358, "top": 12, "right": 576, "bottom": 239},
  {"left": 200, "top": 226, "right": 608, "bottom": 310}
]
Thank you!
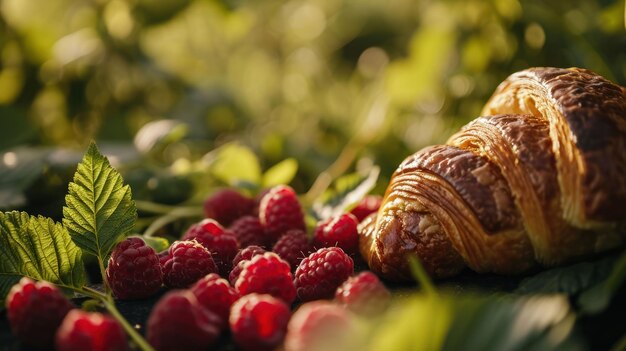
[{"left": 360, "top": 67, "right": 626, "bottom": 281}]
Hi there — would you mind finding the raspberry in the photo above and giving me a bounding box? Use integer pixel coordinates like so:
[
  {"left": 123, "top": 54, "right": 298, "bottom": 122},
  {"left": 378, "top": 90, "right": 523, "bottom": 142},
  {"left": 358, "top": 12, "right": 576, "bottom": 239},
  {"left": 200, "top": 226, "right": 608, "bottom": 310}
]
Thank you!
[
  {"left": 335, "top": 271, "right": 391, "bottom": 315},
  {"left": 6, "top": 277, "right": 74, "bottom": 348},
  {"left": 313, "top": 213, "right": 359, "bottom": 255},
  {"left": 294, "top": 247, "right": 354, "bottom": 302},
  {"left": 203, "top": 188, "right": 255, "bottom": 226},
  {"left": 147, "top": 290, "right": 222, "bottom": 351},
  {"left": 272, "top": 230, "right": 311, "bottom": 270},
  {"left": 229, "top": 216, "right": 267, "bottom": 248},
  {"left": 105, "top": 237, "right": 163, "bottom": 300},
  {"left": 229, "top": 294, "right": 291, "bottom": 351},
  {"left": 161, "top": 240, "right": 218, "bottom": 288},
  {"left": 229, "top": 245, "right": 267, "bottom": 285},
  {"left": 55, "top": 310, "right": 128, "bottom": 351},
  {"left": 349, "top": 195, "right": 382, "bottom": 222},
  {"left": 235, "top": 252, "right": 296, "bottom": 304},
  {"left": 284, "top": 301, "right": 355, "bottom": 351},
  {"left": 190, "top": 273, "right": 239, "bottom": 328},
  {"left": 259, "top": 185, "right": 305, "bottom": 244},
  {"left": 183, "top": 219, "right": 239, "bottom": 276}
]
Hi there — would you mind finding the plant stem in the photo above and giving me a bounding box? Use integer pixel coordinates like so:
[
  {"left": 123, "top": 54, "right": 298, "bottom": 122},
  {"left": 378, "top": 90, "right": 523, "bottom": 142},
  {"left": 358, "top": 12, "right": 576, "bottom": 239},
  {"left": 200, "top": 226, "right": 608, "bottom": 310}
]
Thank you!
[
  {"left": 408, "top": 255, "right": 437, "bottom": 296},
  {"left": 103, "top": 297, "right": 155, "bottom": 351},
  {"left": 135, "top": 200, "right": 201, "bottom": 215},
  {"left": 97, "top": 256, "right": 111, "bottom": 295}
]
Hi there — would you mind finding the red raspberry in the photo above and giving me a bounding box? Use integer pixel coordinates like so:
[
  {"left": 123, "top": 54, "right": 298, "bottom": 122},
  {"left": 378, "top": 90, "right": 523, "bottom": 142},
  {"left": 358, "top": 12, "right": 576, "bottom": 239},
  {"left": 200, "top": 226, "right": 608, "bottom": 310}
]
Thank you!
[
  {"left": 55, "top": 310, "right": 129, "bottom": 351},
  {"left": 203, "top": 188, "right": 255, "bottom": 226},
  {"left": 105, "top": 237, "right": 162, "bottom": 300},
  {"left": 335, "top": 271, "right": 390, "bottom": 315},
  {"left": 229, "top": 293, "right": 291, "bottom": 351},
  {"left": 284, "top": 301, "right": 355, "bottom": 351},
  {"left": 147, "top": 290, "right": 222, "bottom": 351},
  {"left": 313, "top": 213, "right": 359, "bottom": 255},
  {"left": 259, "top": 185, "right": 305, "bottom": 244},
  {"left": 294, "top": 247, "right": 354, "bottom": 302},
  {"left": 190, "top": 273, "right": 239, "bottom": 328},
  {"left": 183, "top": 219, "right": 239, "bottom": 276},
  {"left": 229, "top": 215, "right": 267, "bottom": 248},
  {"left": 229, "top": 245, "right": 267, "bottom": 285},
  {"left": 272, "top": 230, "right": 312, "bottom": 270},
  {"left": 6, "top": 277, "right": 74, "bottom": 348},
  {"left": 349, "top": 195, "right": 382, "bottom": 222},
  {"left": 161, "top": 240, "right": 218, "bottom": 288},
  {"left": 235, "top": 252, "right": 296, "bottom": 304}
]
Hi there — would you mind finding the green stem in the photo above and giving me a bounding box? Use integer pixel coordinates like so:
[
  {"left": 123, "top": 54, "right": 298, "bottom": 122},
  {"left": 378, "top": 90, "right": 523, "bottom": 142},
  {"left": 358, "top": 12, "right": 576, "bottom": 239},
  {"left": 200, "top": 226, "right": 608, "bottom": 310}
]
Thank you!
[
  {"left": 135, "top": 200, "right": 201, "bottom": 215},
  {"left": 97, "top": 256, "right": 111, "bottom": 295},
  {"left": 408, "top": 255, "right": 437, "bottom": 296},
  {"left": 103, "top": 298, "right": 155, "bottom": 351},
  {"left": 142, "top": 207, "right": 204, "bottom": 237}
]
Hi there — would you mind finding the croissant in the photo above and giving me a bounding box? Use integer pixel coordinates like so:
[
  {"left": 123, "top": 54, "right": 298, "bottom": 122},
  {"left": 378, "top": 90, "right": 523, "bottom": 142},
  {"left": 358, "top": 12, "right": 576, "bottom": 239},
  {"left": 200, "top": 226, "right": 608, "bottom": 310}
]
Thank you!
[{"left": 360, "top": 67, "right": 626, "bottom": 280}]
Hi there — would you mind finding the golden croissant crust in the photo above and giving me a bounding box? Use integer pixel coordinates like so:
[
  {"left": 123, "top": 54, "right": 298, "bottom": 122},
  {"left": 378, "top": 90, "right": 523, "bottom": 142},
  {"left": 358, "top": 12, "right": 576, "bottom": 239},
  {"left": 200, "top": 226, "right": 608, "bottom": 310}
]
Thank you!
[{"left": 360, "top": 67, "right": 626, "bottom": 281}]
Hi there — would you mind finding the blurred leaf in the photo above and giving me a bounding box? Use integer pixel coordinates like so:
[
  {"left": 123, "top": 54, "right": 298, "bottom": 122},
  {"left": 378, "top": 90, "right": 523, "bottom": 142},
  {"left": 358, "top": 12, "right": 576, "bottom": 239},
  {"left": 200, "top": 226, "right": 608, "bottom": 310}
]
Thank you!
[
  {"left": 516, "top": 254, "right": 618, "bottom": 295},
  {"left": 368, "top": 295, "right": 452, "bottom": 351},
  {"left": 0, "top": 211, "right": 85, "bottom": 304},
  {"left": 63, "top": 143, "right": 137, "bottom": 261},
  {"left": 210, "top": 143, "right": 262, "bottom": 188},
  {"left": 133, "top": 235, "right": 170, "bottom": 253},
  {"left": 442, "top": 295, "right": 581, "bottom": 351},
  {"left": 311, "top": 166, "right": 379, "bottom": 221},
  {"left": 0, "top": 148, "right": 50, "bottom": 209},
  {"left": 578, "top": 250, "right": 626, "bottom": 314},
  {"left": 262, "top": 158, "right": 298, "bottom": 188},
  {"left": 134, "top": 119, "right": 189, "bottom": 156}
]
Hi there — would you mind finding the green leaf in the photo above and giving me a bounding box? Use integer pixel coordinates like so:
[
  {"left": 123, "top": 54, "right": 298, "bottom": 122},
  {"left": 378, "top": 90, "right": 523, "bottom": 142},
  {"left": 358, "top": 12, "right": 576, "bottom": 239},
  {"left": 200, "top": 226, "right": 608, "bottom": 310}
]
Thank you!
[
  {"left": 368, "top": 295, "right": 452, "bottom": 351},
  {"left": 578, "top": 250, "right": 626, "bottom": 314},
  {"left": 367, "top": 293, "right": 581, "bottom": 351},
  {"left": 0, "top": 211, "right": 85, "bottom": 303},
  {"left": 210, "top": 143, "right": 262, "bottom": 187},
  {"left": 0, "top": 147, "right": 49, "bottom": 209},
  {"left": 133, "top": 235, "right": 170, "bottom": 253},
  {"left": 262, "top": 158, "right": 298, "bottom": 188},
  {"left": 311, "top": 166, "right": 379, "bottom": 221},
  {"left": 516, "top": 254, "right": 618, "bottom": 295},
  {"left": 62, "top": 142, "right": 137, "bottom": 261},
  {"left": 442, "top": 295, "right": 581, "bottom": 351}
]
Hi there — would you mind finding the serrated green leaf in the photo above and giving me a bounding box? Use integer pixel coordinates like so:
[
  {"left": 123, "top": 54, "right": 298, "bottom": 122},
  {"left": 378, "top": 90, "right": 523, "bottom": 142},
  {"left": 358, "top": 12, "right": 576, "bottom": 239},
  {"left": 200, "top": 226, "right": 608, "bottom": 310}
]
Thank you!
[
  {"left": 262, "top": 158, "right": 298, "bottom": 188},
  {"left": 0, "top": 211, "right": 85, "bottom": 303},
  {"left": 311, "top": 166, "right": 379, "bottom": 221},
  {"left": 516, "top": 254, "right": 617, "bottom": 295},
  {"left": 211, "top": 143, "right": 262, "bottom": 187},
  {"left": 62, "top": 142, "right": 137, "bottom": 261}
]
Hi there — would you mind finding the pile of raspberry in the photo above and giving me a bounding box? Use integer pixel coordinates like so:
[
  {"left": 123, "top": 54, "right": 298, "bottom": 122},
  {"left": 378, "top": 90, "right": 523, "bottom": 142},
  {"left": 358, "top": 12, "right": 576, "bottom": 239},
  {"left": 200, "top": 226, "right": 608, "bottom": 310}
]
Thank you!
[{"left": 5, "top": 186, "right": 389, "bottom": 351}]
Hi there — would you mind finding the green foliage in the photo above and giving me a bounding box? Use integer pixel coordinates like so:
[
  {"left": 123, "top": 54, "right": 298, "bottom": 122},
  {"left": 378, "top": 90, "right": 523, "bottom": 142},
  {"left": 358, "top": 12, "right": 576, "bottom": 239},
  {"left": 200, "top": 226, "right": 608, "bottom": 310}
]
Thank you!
[
  {"left": 516, "top": 254, "right": 618, "bottom": 295},
  {"left": 311, "top": 166, "right": 379, "bottom": 220},
  {"left": 578, "top": 250, "right": 626, "bottom": 314},
  {"left": 63, "top": 143, "right": 137, "bottom": 261},
  {"left": 0, "top": 211, "right": 85, "bottom": 303},
  {"left": 134, "top": 235, "right": 170, "bottom": 253},
  {"left": 366, "top": 293, "right": 581, "bottom": 351},
  {"left": 210, "top": 143, "right": 262, "bottom": 189},
  {"left": 440, "top": 295, "right": 581, "bottom": 351},
  {"left": 262, "top": 158, "right": 298, "bottom": 188}
]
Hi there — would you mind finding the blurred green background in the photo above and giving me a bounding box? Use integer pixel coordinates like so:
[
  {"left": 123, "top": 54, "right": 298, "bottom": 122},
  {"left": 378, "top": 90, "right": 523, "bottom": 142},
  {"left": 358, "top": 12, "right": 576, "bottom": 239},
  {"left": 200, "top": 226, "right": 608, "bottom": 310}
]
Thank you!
[{"left": 0, "top": 0, "right": 625, "bottom": 215}]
